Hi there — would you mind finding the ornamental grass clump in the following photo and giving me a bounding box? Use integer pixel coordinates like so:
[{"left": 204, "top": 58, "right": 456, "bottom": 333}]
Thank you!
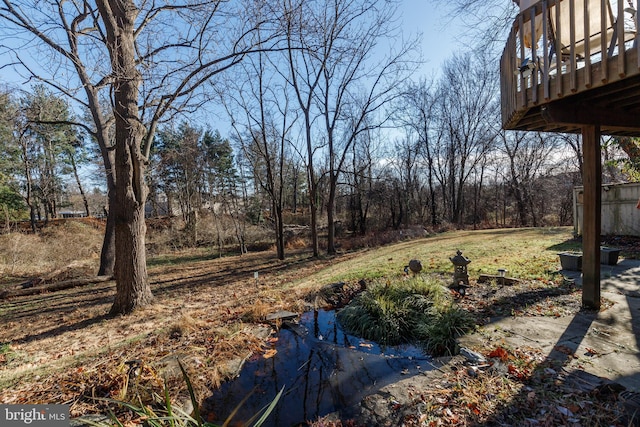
[
  {"left": 417, "top": 305, "right": 475, "bottom": 356},
  {"left": 86, "top": 361, "right": 283, "bottom": 427},
  {"left": 337, "top": 275, "right": 474, "bottom": 355}
]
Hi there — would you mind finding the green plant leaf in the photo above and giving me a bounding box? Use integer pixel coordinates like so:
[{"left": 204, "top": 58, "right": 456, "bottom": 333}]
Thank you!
[
  {"left": 244, "top": 386, "right": 284, "bottom": 427},
  {"left": 163, "top": 377, "right": 176, "bottom": 427},
  {"left": 178, "top": 360, "right": 202, "bottom": 427}
]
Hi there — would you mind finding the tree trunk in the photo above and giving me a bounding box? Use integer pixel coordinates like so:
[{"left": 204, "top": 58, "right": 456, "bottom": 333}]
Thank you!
[
  {"left": 186, "top": 210, "right": 198, "bottom": 246},
  {"left": 109, "top": 128, "right": 152, "bottom": 314},
  {"left": 349, "top": 193, "right": 357, "bottom": 234},
  {"left": 98, "top": 205, "right": 116, "bottom": 276},
  {"left": 69, "top": 150, "right": 91, "bottom": 217},
  {"left": 275, "top": 203, "right": 285, "bottom": 260},
  {"left": 512, "top": 181, "right": 526, "bottom": 226},
  {"left": 97, "top": 144, "right": 116, "bottom": 276},
  {"left": 110, "top": 198, "right": 152, "bottom": 314},
  {"left": 292, "top": 171, "right": 298, "bottom": 214},
  {"left": 427, "top": 158, "right": 437, "bottom": 228},
  {"left": 99, "top": 0, "right": 153, "bottom": 315},
  {"left": 3, "top": 205, "right": 8, "bottom": 232},
  {"left": 21, "top": 141, "right": 37, "bottom": 233},
  {"left": 310, "top": 196, "right": 319, "bottom": 256},
  {"left": 29, "top": 205, "right": 37, "bottom": 233},
  {"left": 303, "top": 109, "right": 319, "bottom": 257},
  {"left": 326, "top": 175, "right": 337, "bottom": 255}
]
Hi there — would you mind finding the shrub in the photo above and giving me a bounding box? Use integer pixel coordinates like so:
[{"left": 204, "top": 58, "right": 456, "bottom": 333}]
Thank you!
[
  {"left": 337, "top": 275, "right": 474, "bottom": 355},
  {"left": 417, "top": 305, "right": 475, "bottom": 356}
]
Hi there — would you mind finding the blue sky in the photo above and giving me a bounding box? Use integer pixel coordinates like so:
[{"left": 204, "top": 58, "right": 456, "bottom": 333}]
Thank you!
[
  {"left": 0, "top": 1, "right": 465, "bottom": 88},
  {"left": 399, "top": 0, "right": 466, "bottom": 77},
  {"left": 0, "top": 1, "right": 469, "bottom": 189}
]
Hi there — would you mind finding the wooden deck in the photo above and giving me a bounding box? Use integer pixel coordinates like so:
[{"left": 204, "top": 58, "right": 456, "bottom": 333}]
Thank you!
[{"left": 501, "top": 0, "right": 640, "bottom": 136}]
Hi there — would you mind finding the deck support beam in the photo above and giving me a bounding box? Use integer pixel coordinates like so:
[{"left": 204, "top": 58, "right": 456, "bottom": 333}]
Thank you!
[
  {"left": 581, "top": 125, "right": 601, "bottom": 310},
  {"left": 540, "top": 102, "right": 604, "bottom": 309},
  {"left": 541, "top": 103, "right": 640, "bottom": 130}
]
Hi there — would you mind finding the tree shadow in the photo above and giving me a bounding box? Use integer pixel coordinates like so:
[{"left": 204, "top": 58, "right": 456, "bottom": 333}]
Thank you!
[
  {"left": 1, "top": 285, "right": 114, "bottom": 322},
  {"left": 547, "top": 237, "right": 583, "bottom": 253},
  {"left": 470, "top": 281, "right": 581, "bottom": 320},
  {"left": 473, "top": 263, "right": 640, "bottom": 425},
  {"left": 15, "top": 313, "right": 112, "bottom": 345},
  {"left": 0, "top": 250, "right": 322, "bottom": 347}
]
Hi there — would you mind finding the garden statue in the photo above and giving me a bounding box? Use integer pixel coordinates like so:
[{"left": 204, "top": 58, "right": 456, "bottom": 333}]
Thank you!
[
  {"left": 450, "top": 250, "right": 471, "bottom": 295},
  {"left": 406, "top": 259, "right": 422, "bottom": 274}
]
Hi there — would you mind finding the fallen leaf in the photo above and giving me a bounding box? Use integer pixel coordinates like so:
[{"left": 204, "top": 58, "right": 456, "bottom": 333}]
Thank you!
[
  {"left": 585, "top": 347, "right": 599, "bottom": 355},
  {"left": 507, "top": 364, "right": 530, "bottom": 380},
  {"left": 263, "top": 349, "right": 277, "bottom": 359},
  {"left": 568, "top": 404, "right": 581, "bottom": 413},
  {"left": 487, "top": 346, "right": 510, "bottom": 361},
  {"left": 556, "top": 405, "right": 574, "bottom": 417}
]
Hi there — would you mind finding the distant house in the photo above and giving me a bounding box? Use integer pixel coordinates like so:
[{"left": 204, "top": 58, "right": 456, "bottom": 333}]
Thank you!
[
  {"left": 145, "top": 193, "right": 180, "bottom": 218},
  {"left": 58, "top": 211, "right": 88, "bottom": 219}
]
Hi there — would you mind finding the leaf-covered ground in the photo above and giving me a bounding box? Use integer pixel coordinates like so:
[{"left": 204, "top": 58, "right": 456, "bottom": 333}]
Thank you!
[
  {"left": 1, "top": 227, "right": 639, "bottom": 426},
  {"left": 313, "top": 276, "right": 631, "bottom": 427}
]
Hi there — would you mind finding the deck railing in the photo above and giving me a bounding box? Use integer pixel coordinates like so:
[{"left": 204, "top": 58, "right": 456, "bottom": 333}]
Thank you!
[{"left": 501, "top": 0, "right": 640, "bottom": 128}]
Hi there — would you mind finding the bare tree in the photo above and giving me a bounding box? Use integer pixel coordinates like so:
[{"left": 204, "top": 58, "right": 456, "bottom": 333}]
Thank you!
[
  {"left": 223, "top": 43, "right": 297, "bottom": 260},
  {"left": 64, "top": 143, "right": 91, "bottom": 217},
  {"left": 434, "top": 0, "right": 518, "bottom": 55},
  {"left": 347, "top": 127, "right": 377, "bottom": 235},
  {"left": 282, "top": 0, "right": 417, "bottom": 255},
  {"left": 560, "top": 133, "right": 584, "bottom": 180},
  {"left": 388, "top": 136, "right": 422, "bottom": 228},
  {"left": 435, "top": 53, "right": 499, "bottom": 225},
  {"left": 282, "top": 0, "right": 324, "bottom": 256},
  {"left": 396, "top": 78, "right": 440, "bottom": 227},
  {"left": 498, "top": 131, "right": 562, "bottom": 226},
  {"left": 0, "top": 0, "right": 278, "bottom": 314}
]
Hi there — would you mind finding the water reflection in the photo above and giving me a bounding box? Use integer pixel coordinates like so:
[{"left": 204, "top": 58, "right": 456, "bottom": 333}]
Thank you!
[{"left": 202, "top": 310, "right": 433, "bottom": 426}]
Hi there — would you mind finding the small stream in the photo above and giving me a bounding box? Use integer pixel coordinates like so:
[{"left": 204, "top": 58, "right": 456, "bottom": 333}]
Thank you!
[{"left": 201, "top": 309, "right": 434, "bottom": 426}]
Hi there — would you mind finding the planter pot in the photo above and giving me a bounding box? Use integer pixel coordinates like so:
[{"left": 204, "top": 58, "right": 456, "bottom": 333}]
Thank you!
[
  {"left": 600, "top": 247, "right": 620, "bottom": 265},
  {"left": 558, "top": 252, "right": 582, "bottom": 271}
]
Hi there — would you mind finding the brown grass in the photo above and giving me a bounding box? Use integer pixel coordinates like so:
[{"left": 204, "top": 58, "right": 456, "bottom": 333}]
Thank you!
[
  {"left": 0, "top": 221, "right": 102, "bottom": 278},
  {"left": 285, "top": 236, "right": 309, "bottom": 250},
  {"left": 3, "top": 222, "right": 626, "bottom": 425},
  {"left": 0, "top": 222, "right": 359, "bottom": 418},
  {"left": 146, "top": 211, "right": 274, "bottom": 255}
]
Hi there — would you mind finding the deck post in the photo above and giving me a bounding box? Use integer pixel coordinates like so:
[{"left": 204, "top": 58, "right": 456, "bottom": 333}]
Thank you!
[{"left": 581, "top": 124, "right": 601, "bottom": 310}]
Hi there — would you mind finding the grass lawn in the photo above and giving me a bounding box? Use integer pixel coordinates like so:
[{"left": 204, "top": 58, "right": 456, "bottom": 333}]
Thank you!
[{"left": 4, "top": 225, "right": 626, "bottom": 425}]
